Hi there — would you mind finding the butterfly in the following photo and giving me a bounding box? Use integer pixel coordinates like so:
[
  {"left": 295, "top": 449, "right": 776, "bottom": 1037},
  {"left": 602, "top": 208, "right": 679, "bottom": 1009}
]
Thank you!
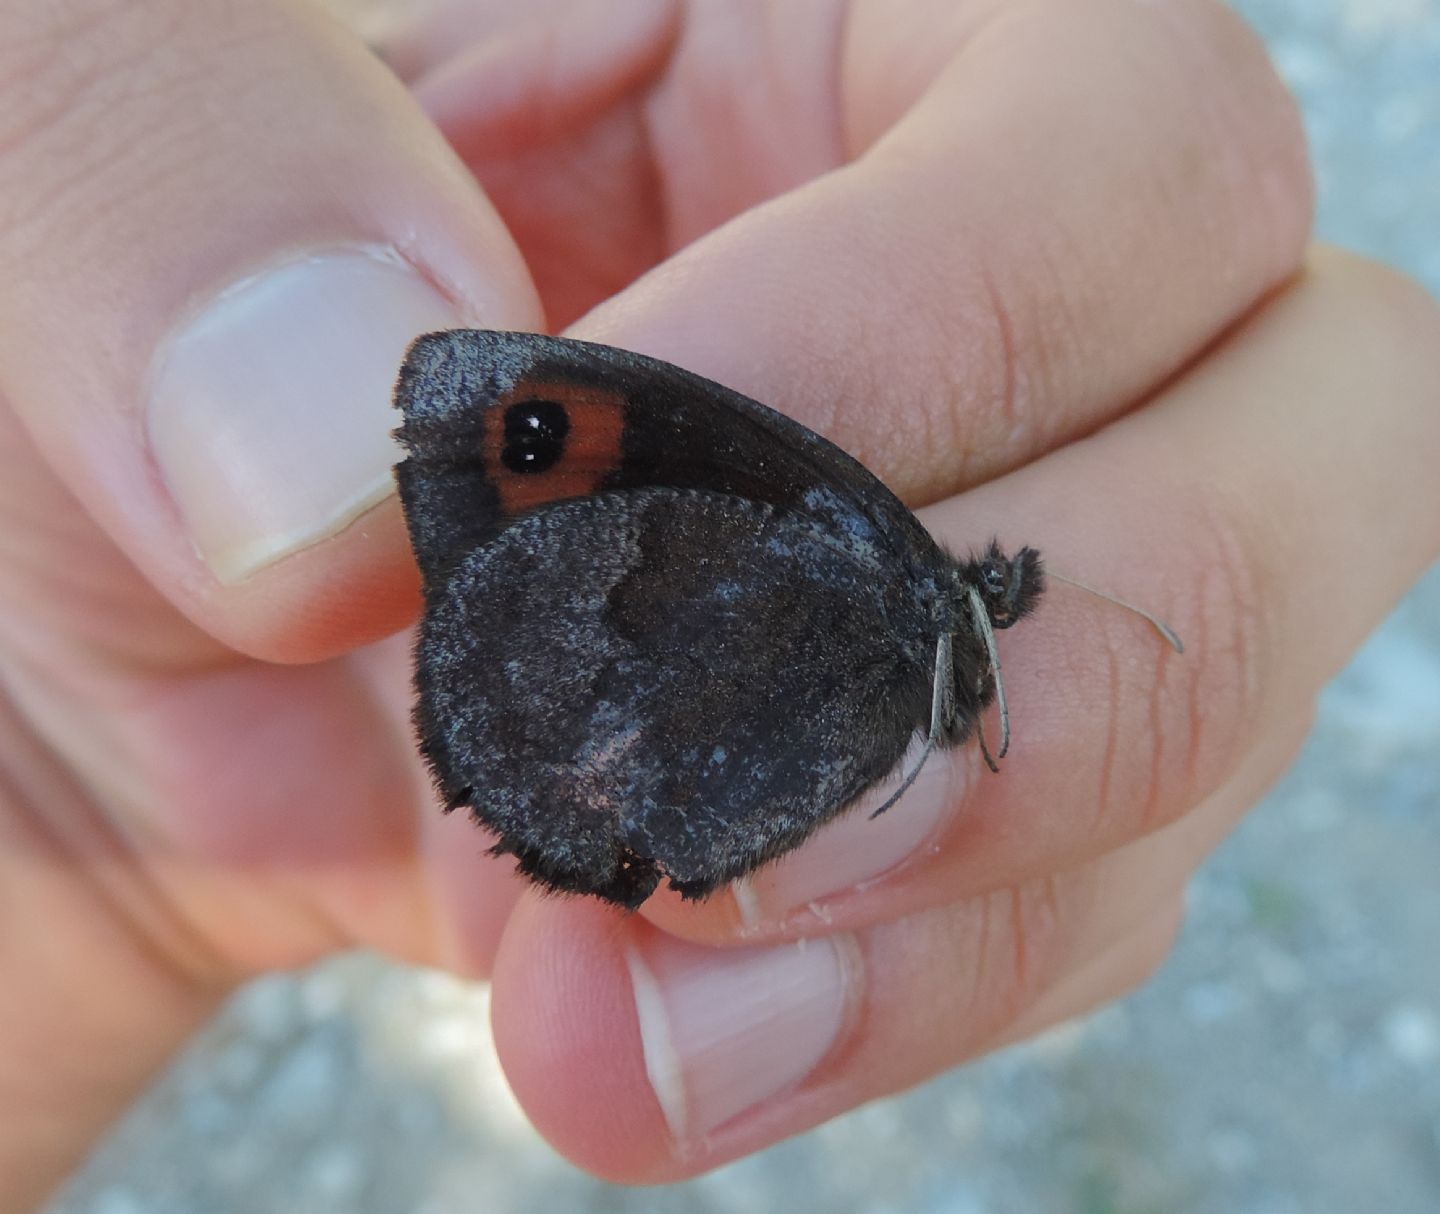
[{"left": 393, "top": 331, "right": 1044, "bottom": 908}]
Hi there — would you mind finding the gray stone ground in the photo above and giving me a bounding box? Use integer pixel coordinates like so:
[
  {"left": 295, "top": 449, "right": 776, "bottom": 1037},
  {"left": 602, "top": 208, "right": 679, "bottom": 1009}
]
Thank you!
[{"left": 47, "top": 2, "right": 1440, "bottom": 1212}]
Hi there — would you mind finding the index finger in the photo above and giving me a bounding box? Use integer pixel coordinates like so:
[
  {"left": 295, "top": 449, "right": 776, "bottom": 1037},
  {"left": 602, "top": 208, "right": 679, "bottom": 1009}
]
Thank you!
[{"left": 577, "top": 0, "right": 1312, "bottom": 503}]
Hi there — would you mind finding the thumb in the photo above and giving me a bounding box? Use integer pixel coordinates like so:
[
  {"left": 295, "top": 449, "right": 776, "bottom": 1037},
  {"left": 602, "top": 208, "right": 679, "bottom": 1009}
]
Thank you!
[{"left": 0, "top": 0, "right": 541, "bottom": 662}]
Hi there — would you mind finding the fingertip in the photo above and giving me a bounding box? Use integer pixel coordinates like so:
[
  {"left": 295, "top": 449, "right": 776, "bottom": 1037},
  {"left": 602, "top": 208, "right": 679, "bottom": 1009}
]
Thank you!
[{"left": 491, "top": 896, "right": 674, "bottom": 1181}]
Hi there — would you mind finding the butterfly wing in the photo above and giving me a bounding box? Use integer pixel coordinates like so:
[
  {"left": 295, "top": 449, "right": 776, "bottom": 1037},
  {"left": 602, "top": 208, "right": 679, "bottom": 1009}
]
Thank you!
[
  {"left": 412, "top": 486, "right": 937, "bottom": 906},
  {"left": 393, "top": 330, "right": 943, "bottom": 589}
]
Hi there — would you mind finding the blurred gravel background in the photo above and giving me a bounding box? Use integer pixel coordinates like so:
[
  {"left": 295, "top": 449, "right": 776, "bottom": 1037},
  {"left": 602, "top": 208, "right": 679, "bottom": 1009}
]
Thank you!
[{"left": 47, "top": 2, "right": 1440, "bottom": 1212}]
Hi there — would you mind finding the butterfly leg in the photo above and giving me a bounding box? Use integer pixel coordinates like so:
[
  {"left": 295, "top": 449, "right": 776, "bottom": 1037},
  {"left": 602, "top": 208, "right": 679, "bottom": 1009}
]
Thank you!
[
  {"left": 869, "top": 633, "right": 952, "bottom": 819},
  {"left": 966, "top": 585, "right": 1008, "bottom": 770}
]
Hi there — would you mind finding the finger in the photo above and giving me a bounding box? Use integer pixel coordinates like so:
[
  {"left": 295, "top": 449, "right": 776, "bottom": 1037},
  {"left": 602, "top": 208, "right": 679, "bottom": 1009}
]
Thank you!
[
  {"left": 644, "top": 248, "right": 1440, "bottom": 942},
  {"left": 404, "top": 0, "right": 679, "bottom": 327},
  {"left": 491, "top": 713, "right": 1289, "bottom": 1180},
  {"left": 988, "top": 896, "right": 1187, "bottom": 1052},
  {"left": 0, "top": 0, "right": 541, "bottom": 662},
  {"left": 574, "top": 0, "right": 1311, "bottom": 501}
]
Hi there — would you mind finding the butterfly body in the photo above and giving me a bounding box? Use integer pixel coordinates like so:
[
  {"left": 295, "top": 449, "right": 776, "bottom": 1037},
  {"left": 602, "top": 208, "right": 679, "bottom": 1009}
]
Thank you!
[{"left": 394, "top": 331, "right": 1042, "bottom": 907}]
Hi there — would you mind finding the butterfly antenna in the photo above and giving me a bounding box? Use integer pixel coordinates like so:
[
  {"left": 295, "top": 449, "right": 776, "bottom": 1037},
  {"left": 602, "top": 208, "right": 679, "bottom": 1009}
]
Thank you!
[
  {"left": 966, "top": 584, "right": 1008, "bottom": 768},
  {"left": 871, "top": 633, "right": 952, "bottom": 818},
  {"left": 1049, "top": 571, "right": 1185, "bottom": 654}
]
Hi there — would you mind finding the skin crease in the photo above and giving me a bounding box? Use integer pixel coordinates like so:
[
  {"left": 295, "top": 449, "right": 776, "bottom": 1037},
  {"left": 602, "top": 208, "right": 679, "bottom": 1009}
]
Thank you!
[{"left": 0, "top": 0, "right": 1438, "bottom": 1206}]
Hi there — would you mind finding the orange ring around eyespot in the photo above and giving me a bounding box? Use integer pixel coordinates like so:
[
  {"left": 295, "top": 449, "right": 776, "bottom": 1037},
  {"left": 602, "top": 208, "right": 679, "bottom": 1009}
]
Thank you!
[{"left": 483, "top": 376, "right": 628, "bottom": 515}]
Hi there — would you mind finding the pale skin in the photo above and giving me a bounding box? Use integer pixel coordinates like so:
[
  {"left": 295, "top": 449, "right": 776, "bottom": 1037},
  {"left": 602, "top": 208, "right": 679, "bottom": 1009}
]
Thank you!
[{"left": 2, "top": 0, "right": 1439, "bottom": 1208}]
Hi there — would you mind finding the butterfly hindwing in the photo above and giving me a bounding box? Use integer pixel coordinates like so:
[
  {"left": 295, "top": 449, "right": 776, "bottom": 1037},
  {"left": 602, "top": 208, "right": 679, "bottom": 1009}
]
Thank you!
[{"left": 412, "top": 485, "right": 936, "bottom": 906}]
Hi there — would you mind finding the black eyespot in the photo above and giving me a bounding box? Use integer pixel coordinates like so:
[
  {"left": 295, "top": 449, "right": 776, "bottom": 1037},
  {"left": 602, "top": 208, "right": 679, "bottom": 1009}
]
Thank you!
[{"left": 502, "top": 400, "right": 570, "bottom": 474}]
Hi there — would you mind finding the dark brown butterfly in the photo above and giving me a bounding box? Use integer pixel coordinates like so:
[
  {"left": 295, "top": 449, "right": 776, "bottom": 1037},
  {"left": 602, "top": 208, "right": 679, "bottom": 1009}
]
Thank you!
[{"left": 393, "top": 331, "right": 1043, "bottom": 908}]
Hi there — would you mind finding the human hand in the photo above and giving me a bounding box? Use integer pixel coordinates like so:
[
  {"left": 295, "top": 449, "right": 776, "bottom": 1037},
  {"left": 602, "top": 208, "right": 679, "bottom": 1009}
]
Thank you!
[{"left": 1, "top": 1, "right": 1436, "bottom": 1206}]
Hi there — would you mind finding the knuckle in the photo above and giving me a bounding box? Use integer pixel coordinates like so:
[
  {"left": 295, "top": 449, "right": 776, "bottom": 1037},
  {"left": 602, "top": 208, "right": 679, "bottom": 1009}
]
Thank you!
[
  {"left": 1000, "top": 875, "right": 1072, "bottom": 1017},
  {"left": 1333, "top": 254, "right": 1440, "bottom": 417},
  {"left": 1164, "top": 0, "right": 1315, "bottom": 247},
  {"left": 1169, "top": 499, "right": 1275, "bottom": 814},
  {"left": 1087, "top": 498, "right": 1273, "bottom": 843}
]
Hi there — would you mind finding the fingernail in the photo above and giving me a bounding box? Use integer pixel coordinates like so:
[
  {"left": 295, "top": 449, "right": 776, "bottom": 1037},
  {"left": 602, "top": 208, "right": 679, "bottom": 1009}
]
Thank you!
[
  {"left": 734, "top": 741, "right": 965, "bottom": 928},
  {"left": 626, "top": 931, "right": 857, "bottom": 1146},
  {"left": 147, "top": 246, "right": 461, "bottom": 583}
]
